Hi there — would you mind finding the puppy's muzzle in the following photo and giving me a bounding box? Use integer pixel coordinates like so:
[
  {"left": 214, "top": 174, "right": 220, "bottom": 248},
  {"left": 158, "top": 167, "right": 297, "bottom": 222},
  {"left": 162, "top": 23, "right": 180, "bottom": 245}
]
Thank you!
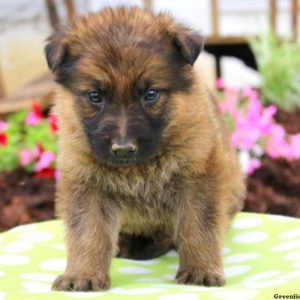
[{"left": 111, "top": 140, "right": 137, "bottom": 159}]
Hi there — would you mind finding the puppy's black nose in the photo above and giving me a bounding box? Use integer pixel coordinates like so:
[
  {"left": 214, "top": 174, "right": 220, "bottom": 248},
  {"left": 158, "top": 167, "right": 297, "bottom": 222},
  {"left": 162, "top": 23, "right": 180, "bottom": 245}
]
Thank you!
[{"left": 111, "top": 140, "right": 137, "bottom": 158}]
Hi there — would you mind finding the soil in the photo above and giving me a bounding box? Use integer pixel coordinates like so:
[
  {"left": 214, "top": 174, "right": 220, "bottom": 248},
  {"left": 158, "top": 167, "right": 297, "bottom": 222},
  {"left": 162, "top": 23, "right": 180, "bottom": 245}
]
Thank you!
[
  {"left": 0, "top": 109, "right": 299, "bottom": 232},
  {"left": 245, "top": 109, "right": 300, "bottom": 217},
  {"left": 274, "top": 109, "right": 300, "bottom": 134},
  {"left": 0, "top": 169, "right": 55, "bottom": 232},
  {"left": 246, "top": 156, "right": 300, "bottom": 217}
]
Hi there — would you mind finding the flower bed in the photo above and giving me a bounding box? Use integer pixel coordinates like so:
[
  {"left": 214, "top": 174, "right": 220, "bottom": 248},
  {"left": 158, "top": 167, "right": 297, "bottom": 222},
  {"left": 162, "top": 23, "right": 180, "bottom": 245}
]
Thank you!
[
  {"left": 0, "top": 103, "right": 57, "bottom": 231},
  {"left": 217, "top": 79, "right": 300, "bottom": 175},
  {"left": 0, "top": 87, "right": 299, "bottom": 232},
  {"left": 0, "top": 102, "right": 57, "bottom": 177}
]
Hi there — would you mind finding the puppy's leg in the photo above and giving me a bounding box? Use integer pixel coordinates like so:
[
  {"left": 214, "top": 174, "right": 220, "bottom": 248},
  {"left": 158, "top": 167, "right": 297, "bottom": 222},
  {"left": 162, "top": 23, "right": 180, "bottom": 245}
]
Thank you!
[
  {"left": 52, "top": 179, "right": 120, "bottom": 291},
  {"left": 175, "top": 177, "right": 230, "bottom": 287}
]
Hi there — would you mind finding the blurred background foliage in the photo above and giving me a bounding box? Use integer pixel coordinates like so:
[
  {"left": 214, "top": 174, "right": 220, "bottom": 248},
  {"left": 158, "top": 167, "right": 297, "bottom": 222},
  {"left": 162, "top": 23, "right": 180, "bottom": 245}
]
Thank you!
[{"left": 251, "top": 31, "right": 300, "bottom": 112}]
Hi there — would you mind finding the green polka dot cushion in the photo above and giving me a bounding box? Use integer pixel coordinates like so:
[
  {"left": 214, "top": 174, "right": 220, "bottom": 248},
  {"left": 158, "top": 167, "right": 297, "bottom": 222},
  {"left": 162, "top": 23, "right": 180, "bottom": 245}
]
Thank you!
[{"left": 0, "top": 212, "right": 299, "bottom": 300}]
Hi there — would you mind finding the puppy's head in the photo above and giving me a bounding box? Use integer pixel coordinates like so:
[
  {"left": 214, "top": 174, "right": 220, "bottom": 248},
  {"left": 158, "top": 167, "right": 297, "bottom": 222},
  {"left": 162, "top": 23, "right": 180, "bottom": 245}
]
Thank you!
[{"left": 45, "top": 6, "right": 203, "bottom": 167}]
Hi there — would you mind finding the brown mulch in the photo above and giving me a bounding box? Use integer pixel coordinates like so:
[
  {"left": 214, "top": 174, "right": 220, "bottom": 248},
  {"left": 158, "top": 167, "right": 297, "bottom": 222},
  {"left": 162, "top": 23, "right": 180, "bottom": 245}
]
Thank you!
[
  {"left": 0, "top": 169, "right": 55, "bottom": 232},
  {"left": 245, "top": 157, "right": 300, "bottom": 217},
  {"left": 274, "top": 109, "right": 300, "bottom": 134},
  {"left": 245, "top": 109, "right": 300, "bottom": 217}
]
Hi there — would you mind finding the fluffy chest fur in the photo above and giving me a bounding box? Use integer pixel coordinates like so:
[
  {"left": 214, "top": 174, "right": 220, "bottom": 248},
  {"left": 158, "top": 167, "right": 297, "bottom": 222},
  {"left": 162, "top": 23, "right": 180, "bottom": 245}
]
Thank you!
[{"left": 96, "top": 153, "right": 184, "bottom": 211}]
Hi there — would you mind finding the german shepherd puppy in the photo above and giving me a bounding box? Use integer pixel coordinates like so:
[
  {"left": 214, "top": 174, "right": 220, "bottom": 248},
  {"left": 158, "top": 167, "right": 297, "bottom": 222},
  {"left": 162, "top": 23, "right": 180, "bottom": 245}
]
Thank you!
[{"left": 45, "top": 6, "right": 245, "bottom": 291}]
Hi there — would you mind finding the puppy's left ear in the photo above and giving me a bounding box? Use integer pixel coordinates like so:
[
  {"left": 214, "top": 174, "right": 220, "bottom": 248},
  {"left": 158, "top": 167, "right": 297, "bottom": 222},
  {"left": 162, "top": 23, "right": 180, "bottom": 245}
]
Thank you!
[{"left": 170, "top": 27, "right": 204, "bottom": 65}]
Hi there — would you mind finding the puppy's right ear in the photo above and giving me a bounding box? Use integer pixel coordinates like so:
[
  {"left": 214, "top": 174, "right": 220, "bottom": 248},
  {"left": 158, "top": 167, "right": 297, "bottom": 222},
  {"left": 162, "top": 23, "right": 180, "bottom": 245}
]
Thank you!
[
  {"left": 44, "top": 30, "right": 69, "bottom": 73},
  {"left": 45, "top": 30, "right": 77, "bottom": 87}
]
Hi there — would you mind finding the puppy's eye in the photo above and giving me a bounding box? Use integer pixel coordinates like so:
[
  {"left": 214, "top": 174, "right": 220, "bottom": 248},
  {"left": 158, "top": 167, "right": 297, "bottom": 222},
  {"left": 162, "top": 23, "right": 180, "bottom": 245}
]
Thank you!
[
  {"left": 144, "top": 89, "right": 160, "bottom": 103},
  {"left": 87, "top": 91, "right": 103, "bottom": 103}
]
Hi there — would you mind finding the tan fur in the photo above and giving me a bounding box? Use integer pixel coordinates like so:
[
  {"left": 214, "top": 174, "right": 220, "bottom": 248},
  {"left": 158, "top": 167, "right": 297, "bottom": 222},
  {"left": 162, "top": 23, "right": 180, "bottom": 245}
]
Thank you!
[{"left": 49, "top": 7, "right": 245, "bottom": 292}]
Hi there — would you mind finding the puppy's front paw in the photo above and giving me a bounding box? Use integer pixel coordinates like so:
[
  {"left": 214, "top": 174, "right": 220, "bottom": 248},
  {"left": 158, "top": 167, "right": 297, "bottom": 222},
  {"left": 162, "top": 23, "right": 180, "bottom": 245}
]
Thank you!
[
  {"left": 175, "top": 267, "right": 225, "bottom": 287},
  {"left": 52, "top": 274, "right": 110, "bottom": 291}
]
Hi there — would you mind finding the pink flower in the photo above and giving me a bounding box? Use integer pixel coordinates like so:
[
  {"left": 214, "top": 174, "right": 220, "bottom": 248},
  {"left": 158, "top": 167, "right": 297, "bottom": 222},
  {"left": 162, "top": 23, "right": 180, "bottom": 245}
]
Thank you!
[
  {"left": 19, "top": 147, "right": 40, "bottom": 166},
  {"left": 219, "top": 94, "right": 239, "bottom": 117},
  {"left": 20, "top": 149, "right": 34, "bottom": 166},
  {"left": 246, "top": 158, "right": 261, "bottom": 175},
  {"left": 289, "top": 133, "right": 300, "bottom": 159},
  {"left": 269, "top": 124, "right": 285, "bottom": 140},
  {"left": 35, "top": 151, "right": 56, "bottom": 172},
  {"left": 25, "top": 102, "right": 43, "bottom": 125},
  {"left": 231, "top": 126, "right": 261, "bottom": 150},
  {"left": 242, "top": 86, "right": 259, "bottom": 101},
  {"left": 265, "top": 127, "right": 294, "bottom": 160},
  {"left": 25, "top": 111, "right": 41, "bottom": 125},
  {"left": 220, "top": 84, "right": 300, "bottom": 173},
  {"left": 246, "top": 98, "right": 262, "bottom": 121},
  {"left": 0, "top": 120, "right": 8, "bottom": 132},
  {"left": 216, "top": 78, "right": 225, "bottom": 89},
  {"left": 257, "top": 105, "right": 277, "bottom": 135}
]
